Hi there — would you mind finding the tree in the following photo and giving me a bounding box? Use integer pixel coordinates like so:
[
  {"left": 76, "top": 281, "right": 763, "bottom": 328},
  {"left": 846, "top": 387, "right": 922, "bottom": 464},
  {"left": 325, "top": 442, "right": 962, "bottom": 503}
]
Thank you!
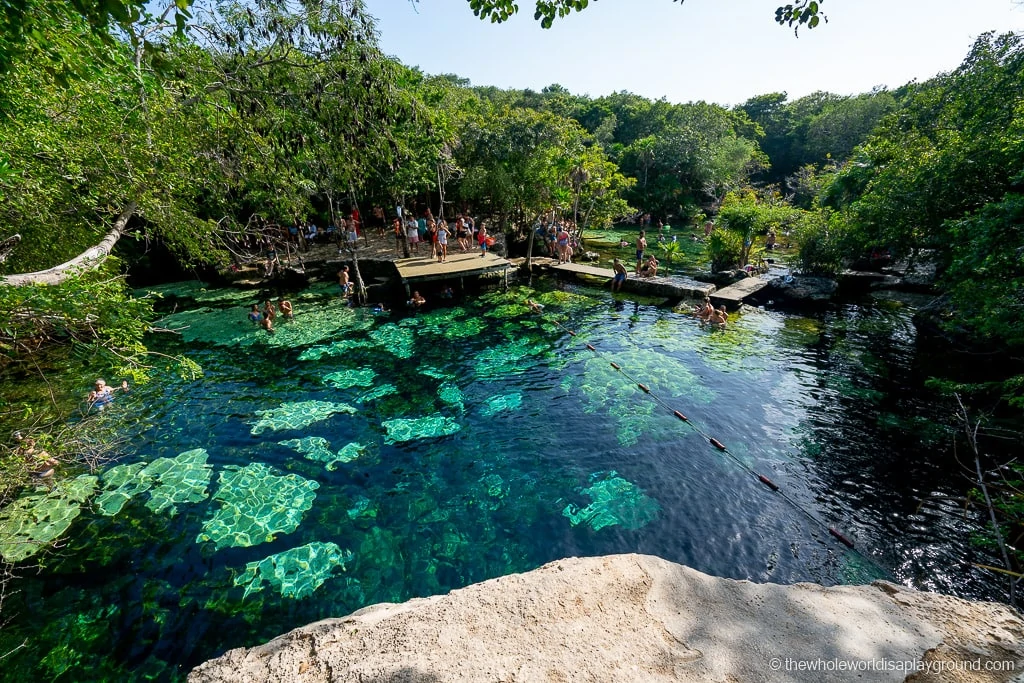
[{"left": 454, "top": 0, "right": 825, "bottom": 32}]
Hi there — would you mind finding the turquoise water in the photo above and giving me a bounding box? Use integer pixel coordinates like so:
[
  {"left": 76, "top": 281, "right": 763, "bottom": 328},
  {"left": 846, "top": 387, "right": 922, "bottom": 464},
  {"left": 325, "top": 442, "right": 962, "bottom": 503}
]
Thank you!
[{"left": 0, "top": 281, "right": 1006, "bottom": 680}]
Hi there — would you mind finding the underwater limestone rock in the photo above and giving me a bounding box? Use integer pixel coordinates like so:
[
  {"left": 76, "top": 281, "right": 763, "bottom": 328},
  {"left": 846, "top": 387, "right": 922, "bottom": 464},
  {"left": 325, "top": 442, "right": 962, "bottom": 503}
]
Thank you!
[
  {"left": 233, "top": 541, "right": 353, "bottom": 600},
  {"left": 280, "top": 437, "right": 364, "bottom": 470},
  {"left": 0, "top": 474, "right": 98, "bottom": 562},
  {"left": 347, "top": 496, "right": 377, "bottom": 520},
  {"left": 382, "top": 415, "right": 461, "bottom": 444},
  {"left": 278, "top": 436, "right": 334, "bottom": 462},
  {"left": 94, "top": 462, "right": 154, "bottom": 516},
  {"left": 333, "top": 442, "right": 365, "bottom": 466},
  {"left": 323, "top": 368, "right": 376, "bottom": 390},
  {"left": 141, "top": 448, "right": 214, "bottom": 516},
  {"left": 479, "top": 392, "right": 523, "bottom": 417},
  {"left": 367, "top": 323, "right": 416, "bottom": 359},
  {"left": 437, "top": 384, "right": 465, "bottom": 411},
  {"left": 250, "top": 400, "right": 356, "bottom": 435},
  {"left": 197, "top": 463, "right": 319, "bottom": 551},
  {"left": 298, "top": 338, "right": 375, "bottom": 362},
  {"left": 418, "top": 366, "right": 453, "bottom": 381},
  {"left": 562, "top": 471, "right": 660, "bottom": 532},
  {"left": 355, "top": 383, "right": 399, "bottom": 403}
]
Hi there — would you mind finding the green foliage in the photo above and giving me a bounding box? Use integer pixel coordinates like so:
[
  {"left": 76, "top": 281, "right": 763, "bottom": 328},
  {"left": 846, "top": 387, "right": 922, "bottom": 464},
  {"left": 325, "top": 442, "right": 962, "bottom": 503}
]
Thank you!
[
  {"left": 461, "top": 0, "right": 820, "bottom": 34},
  {"left": 945, "top": 193, "right": 1024, "bottom": 348},
  {"left": 822, "top": 33, "right": 1024, "bottom": 264},
  {"left": 710, "top": 189, "right": 801, "bottom": 270},
  {"left": 791, "top": 206, "right": 849, "bottom": 275}
]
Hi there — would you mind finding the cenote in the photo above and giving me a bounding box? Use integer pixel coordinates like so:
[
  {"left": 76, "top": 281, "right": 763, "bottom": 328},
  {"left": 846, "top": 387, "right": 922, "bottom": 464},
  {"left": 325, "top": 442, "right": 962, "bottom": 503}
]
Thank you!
[{"left": 0, "top": 278, "right": 1010, "bottom": 681}]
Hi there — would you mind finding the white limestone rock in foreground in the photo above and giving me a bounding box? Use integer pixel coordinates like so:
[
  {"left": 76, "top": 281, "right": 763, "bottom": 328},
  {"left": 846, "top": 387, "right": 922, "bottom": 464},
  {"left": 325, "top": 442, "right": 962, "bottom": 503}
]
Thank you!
[{"left": 189, "top": 554, "right": 1024, "bottom": 683}]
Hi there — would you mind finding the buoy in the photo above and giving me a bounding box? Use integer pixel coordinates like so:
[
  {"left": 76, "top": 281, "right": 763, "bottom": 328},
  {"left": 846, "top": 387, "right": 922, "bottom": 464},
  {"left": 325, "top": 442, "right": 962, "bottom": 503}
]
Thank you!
[
  {"left": 829, "top": 528, "right": 855, "bottom": 549},
  {"left": 585, "top": 344, "right": 596, "bottom": 352},
  {"left": 709, "top": 437, "right": 726, "bottom": 451},
  {"left": 638, "top": 383, "right": 651, "bottom": 393},
  {"left": 610, "top": 362, "right": 621, "bottom": 370},
  {"left": 567, "top": 330, "right": 576, "bottom": 337},
  {"left": 673, "top": 410, "right": 689, "bottom": 422},
  {"left": 757, "top": 474, "right": 780, "bottom": 491}
]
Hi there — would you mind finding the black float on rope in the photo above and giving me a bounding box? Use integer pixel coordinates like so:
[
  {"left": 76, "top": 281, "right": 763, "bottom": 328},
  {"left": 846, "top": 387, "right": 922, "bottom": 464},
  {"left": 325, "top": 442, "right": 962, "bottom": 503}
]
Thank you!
[
  {"left": 829, "top": 528, "right": 856, "bottom": 549},
  {"left": 532, "top": 305, "right": 882, "bottom": 568}
]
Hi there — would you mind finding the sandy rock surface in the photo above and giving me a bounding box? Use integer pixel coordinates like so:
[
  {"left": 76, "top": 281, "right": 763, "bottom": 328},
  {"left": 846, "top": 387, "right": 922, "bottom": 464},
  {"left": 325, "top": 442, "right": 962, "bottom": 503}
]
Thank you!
[{"left": 190, "top": 554, "right": 1023, "bottom": 683}]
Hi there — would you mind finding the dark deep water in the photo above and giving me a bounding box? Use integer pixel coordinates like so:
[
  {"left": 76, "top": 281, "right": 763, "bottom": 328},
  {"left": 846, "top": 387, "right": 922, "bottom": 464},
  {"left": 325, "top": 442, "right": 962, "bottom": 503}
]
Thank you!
[{"left": 0, "top": 279, "right": 1010, "bottom": 681}]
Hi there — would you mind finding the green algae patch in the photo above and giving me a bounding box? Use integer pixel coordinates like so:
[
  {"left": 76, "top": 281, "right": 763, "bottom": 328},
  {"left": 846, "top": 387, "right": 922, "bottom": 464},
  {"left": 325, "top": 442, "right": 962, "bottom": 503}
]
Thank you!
[
  {"left": 562, "top": 471, "right": 660, "bottom": 532},
  {"left": 140, "top": 449, "right": 213, "bottom": 516},
  {"left": 0, "top": 475, "right": 98, "bottom": 562},
  {"left": 95, "top": 462, "right": 153, "bottom": 516},
  {"left": 382, "top": 415, "right": 461, "bottom": 444},
  {"left": 197, "top": 463, "right": 319, "bottom": 551},
  {"left": 367, "top": 323, "right": 416, "bottom": 359},
  {"left": 323, "top": 368, "right": 376, "bottom": 390},
  {"left": 415, "top": 308, "right": 488, "bottom": 340},
  {"left": 480, "top": 392, "right": 523, "bottom": 417},
  {"left": 440, "top": 317, "right": 488, "bottom": 340},
  {"left": 233, "top": 541, "right": 353, "bottom": 600},
  {"left": 250, "top": 400, "right": 356, "bottom": 435},
  {"left": 473, "top": 338, "right": 548, "bottom": 381},
  {"left": 157, "top": 297, "right": 373, "bottom": 350}
]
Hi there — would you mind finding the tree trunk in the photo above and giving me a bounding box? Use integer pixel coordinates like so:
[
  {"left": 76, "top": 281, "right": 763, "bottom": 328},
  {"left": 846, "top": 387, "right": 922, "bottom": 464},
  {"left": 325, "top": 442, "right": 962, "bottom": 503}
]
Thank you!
[{"left": 1, "top": 202, "right": 137, "bottom": 287}]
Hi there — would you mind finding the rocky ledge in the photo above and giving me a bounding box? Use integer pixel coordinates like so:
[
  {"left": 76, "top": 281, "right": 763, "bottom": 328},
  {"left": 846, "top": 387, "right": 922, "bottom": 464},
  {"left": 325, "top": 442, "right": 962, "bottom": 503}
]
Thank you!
[{"left": 190, "top": 554, "right": 1023, "bottom": 683}]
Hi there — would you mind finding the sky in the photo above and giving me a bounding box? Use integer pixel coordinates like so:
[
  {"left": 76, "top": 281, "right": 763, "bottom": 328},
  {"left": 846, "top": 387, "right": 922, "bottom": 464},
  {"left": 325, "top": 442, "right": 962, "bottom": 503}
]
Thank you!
[{"left": 365, "top": 0, "right": 1024, "bottom": 107}]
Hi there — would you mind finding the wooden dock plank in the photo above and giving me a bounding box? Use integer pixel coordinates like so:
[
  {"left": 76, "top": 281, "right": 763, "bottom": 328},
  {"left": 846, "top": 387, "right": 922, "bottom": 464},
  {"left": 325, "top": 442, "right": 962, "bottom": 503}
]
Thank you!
[
  {"left": 395, "top": 251, "right": 510, "bottom": 283},
  {"left": 531, "top": 259, "right": 716, "bottom": 299},
  {"left": 709, "top": 277, "right": 768, "bottom": 308}
]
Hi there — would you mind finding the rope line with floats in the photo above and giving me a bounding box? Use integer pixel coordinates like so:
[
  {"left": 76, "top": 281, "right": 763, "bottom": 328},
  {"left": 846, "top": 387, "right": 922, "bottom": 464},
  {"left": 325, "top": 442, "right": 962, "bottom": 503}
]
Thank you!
[{"left": 526, "top": 299, "right": 889, "bottom": 573}]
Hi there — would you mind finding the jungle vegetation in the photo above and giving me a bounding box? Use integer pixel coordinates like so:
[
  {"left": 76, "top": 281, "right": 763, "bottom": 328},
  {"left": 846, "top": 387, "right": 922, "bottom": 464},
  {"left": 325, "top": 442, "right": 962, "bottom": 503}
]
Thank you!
[{"left": 0, "top": 1, "right": 1021, "bottom": 584}]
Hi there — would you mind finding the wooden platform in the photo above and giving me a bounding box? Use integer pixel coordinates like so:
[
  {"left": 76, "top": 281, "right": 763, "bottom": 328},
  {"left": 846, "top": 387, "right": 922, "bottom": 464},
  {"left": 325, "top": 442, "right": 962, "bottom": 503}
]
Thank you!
[
  {"left": 394, "top": 251, "right": 511, "bottom": 291},
  {"left": 527, "top": 258, "right": 716, "bottom": 299},
  {"left": 709, "top": 277, "right": 768, "bottom": 309}
]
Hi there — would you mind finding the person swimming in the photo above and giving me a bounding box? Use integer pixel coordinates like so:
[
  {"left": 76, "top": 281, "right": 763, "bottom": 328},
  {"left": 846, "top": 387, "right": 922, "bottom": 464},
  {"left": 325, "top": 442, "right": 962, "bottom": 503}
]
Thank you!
[
  {"left": 526, "top": 299, "right": 545, "bottom": 314},
  {"left": 87, "top": 378, "right": 129, "bottom": 411}
]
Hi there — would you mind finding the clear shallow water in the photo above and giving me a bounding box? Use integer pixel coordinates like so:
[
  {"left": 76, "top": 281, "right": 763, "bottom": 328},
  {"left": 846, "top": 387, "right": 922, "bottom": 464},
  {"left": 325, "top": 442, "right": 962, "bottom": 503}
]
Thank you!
[{"left": 0, "top": 281, "right": 1008, "bottom": 681}]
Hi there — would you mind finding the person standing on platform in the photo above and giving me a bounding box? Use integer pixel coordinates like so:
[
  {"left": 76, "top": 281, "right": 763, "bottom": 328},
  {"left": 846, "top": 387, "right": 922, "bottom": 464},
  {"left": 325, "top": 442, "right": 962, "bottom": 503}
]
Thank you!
[
  {"left": 635, "top": 231, "right": 647, "bottom": 275},
  {"left": 437, "top": 221, "right": 449, "bottom": 263}
]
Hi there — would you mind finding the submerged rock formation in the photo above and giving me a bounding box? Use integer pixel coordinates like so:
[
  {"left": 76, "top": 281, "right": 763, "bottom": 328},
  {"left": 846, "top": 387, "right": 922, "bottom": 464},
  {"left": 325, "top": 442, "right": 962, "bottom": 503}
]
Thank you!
[{"left": 190, "top": 554, "right": 1023, "bottom": 683}]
